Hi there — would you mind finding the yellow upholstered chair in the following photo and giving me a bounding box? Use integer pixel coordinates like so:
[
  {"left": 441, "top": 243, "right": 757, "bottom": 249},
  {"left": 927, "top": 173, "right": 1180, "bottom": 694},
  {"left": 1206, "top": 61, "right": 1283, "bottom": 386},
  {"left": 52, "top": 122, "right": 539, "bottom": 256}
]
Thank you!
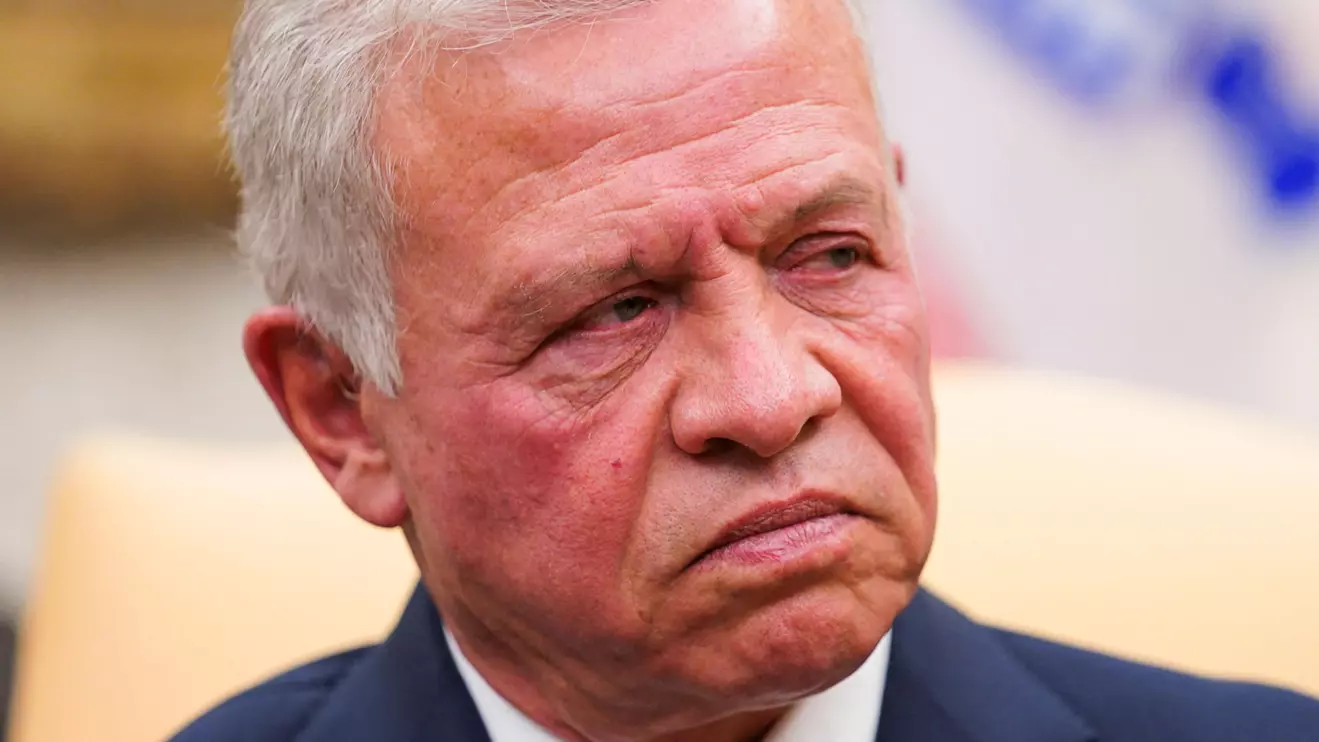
[
  {"left": 921, "top": 364, "right": 1319, "bottom": 693},
  {"left": 8, "top": 439, "right": 417, "bottom": 742},
  {"left": 10, "top": 363, "right": 1319, "bottom": 742}
]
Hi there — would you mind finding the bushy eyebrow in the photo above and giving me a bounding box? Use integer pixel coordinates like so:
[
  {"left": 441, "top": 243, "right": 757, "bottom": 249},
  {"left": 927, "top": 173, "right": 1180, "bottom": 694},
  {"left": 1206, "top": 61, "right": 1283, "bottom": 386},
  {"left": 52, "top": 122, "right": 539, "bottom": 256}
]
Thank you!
[
  {"left": 504, "top": 253, "right": 642, "bottom": 324},
  {"left": 790, "top": 177, "right": 881, "bottom": 228}
]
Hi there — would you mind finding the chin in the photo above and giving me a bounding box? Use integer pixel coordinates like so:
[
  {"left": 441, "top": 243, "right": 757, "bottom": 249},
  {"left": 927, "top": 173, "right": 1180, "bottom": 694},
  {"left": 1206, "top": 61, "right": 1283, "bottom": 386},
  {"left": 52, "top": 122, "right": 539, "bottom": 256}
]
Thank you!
[{"left": 683, "top": 580, "right": 897, "bottom": 703}]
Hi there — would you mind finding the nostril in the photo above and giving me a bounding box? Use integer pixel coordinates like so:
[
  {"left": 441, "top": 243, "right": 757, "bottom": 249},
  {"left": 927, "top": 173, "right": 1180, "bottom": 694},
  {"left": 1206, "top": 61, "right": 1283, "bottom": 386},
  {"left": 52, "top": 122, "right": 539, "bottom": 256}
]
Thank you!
[{"left": 701, "top": 437, "right": 737, "bottom": 457}]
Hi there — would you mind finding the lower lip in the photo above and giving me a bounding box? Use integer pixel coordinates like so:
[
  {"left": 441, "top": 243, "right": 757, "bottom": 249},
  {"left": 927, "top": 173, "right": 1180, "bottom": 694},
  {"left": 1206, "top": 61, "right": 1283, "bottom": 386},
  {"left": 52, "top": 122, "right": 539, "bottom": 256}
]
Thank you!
[{"left": 693, "top": 514, "right": 862, "bottom": 572}]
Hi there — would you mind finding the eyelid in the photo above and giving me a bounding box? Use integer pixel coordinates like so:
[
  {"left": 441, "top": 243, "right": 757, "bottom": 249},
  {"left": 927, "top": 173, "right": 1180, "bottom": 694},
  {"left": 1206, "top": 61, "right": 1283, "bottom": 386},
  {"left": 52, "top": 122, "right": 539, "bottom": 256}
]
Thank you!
[
  {"left": 780, "top": 233, "right": 875, "bottom": 269},
  {"left": 571, "top": 285, "right": 663, "bottom": 333}
]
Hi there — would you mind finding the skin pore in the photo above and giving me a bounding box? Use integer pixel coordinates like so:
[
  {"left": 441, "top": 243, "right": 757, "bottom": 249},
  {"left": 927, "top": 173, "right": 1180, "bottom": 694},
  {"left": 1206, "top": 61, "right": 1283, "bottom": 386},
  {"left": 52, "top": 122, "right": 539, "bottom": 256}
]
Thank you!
[{"left": 244, "top": 1, "right": 939, "bottom": 741}]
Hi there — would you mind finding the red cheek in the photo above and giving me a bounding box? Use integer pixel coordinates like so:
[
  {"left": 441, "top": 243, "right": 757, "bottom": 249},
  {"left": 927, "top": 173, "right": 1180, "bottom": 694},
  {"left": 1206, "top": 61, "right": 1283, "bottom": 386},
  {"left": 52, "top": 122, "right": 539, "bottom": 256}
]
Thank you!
[{"left": 436, "top": 383, "right": 621, "bottom": 526}]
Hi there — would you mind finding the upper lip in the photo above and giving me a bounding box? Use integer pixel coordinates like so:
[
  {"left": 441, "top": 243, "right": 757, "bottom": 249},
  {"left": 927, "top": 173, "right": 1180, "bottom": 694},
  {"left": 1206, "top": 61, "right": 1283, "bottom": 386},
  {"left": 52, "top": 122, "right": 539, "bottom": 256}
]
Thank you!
[{"left": 699, "top": 493, "right": 855, "bottom": 558}]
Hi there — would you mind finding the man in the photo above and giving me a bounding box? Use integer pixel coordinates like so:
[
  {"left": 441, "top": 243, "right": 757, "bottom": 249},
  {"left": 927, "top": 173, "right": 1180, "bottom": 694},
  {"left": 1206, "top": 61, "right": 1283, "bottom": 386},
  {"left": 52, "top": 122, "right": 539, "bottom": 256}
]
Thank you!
[{"left": 175, "top": 0, "right": 1319, "bottom": 740}]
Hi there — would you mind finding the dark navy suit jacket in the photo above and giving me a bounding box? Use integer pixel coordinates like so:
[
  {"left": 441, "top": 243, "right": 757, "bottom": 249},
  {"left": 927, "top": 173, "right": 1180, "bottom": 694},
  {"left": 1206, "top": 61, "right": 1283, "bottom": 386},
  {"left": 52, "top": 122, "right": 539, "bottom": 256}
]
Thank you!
[{"left": 171, "top": 586, "right": 1319, "bottom": 742}]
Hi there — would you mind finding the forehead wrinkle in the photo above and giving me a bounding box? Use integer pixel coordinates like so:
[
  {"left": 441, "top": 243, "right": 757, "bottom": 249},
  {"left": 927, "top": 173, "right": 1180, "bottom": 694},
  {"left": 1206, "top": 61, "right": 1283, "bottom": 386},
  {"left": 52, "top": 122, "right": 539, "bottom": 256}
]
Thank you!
[
  {"left": 388, "top": 37, "right": 881, "bottom": 252},
  {"left": 592, "top": 61, "right": 791, "bottom": 117},
  {"left": 453, "top": 64, "right": 827, "bottom": 237},
  {"left": 393, "top": 47, "right": 786, "bottom": 231},
  {"left": 477, "top": 97, "right": 859, "bottom": 245}
]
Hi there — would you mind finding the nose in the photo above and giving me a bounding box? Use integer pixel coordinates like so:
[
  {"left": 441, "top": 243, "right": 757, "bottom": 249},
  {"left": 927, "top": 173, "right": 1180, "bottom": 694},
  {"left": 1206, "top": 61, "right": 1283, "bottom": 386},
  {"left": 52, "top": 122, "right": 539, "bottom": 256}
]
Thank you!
[{"left": 669, "top": 312, "right": 843, "bottom": 459}]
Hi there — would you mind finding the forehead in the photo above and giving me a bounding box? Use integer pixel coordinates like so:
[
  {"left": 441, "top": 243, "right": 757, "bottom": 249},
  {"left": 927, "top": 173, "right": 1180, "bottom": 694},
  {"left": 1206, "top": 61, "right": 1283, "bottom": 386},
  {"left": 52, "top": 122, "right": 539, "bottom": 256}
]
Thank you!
[
  {"left": 376, "top": 0, "right": 883, "bottom": 309},
  {"left": 379, "top": 0, "right": 875, "bottom": 196}
]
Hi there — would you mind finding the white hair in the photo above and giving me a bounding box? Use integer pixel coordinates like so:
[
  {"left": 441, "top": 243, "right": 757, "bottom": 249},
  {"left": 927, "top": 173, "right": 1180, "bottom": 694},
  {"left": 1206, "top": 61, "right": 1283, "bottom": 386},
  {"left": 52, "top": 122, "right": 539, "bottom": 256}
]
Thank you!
[{"left": 227, "top": 0, "right": 872, "bottom": 395}]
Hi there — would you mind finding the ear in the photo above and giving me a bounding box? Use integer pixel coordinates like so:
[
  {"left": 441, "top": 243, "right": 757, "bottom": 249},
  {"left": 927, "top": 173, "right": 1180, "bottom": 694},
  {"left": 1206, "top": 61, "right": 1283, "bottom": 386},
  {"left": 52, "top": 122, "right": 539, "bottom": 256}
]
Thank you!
[
  {"left": 892, "top": 143, "right": 907, "bottom": 187},
  {"left": 243, "top": 307, "right": 409, "bottom": 528}
]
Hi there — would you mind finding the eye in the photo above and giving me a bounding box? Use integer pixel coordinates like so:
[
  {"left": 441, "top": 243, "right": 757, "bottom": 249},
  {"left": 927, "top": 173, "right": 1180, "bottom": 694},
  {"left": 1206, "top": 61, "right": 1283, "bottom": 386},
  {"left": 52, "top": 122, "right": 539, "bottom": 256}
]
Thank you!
[
  {"left": 612, "top": 296, "right": 654, "bottom": 323},
  {"left": 580, "top": 295, "right": 659, "bottom": 331},
  {"left": 793, "top": 242, "right": 867, "bottom": 273},
  {"left": 822, "top": 246, "right": 861, "bottom": 269}
]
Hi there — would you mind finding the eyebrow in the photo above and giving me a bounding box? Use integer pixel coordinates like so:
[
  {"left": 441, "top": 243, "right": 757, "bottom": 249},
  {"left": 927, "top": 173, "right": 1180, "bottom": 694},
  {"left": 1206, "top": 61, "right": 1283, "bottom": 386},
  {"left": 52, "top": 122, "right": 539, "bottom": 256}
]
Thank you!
[
  {"left": 504, "top": 254, "right": 642, "bottom": 324},
  {"left": 498, "top": 175, "right": 886, "bottom": 322},
  {"left": 790, "top": 177, "right": 883, "bottom": 228}
]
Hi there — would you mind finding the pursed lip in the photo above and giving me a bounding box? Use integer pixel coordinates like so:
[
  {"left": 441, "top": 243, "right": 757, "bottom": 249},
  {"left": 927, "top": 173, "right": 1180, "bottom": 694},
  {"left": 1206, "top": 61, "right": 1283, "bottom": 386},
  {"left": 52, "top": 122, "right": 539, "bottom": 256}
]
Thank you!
[{"left": 693, "top": 494, "right": 856, "bottom": 565}]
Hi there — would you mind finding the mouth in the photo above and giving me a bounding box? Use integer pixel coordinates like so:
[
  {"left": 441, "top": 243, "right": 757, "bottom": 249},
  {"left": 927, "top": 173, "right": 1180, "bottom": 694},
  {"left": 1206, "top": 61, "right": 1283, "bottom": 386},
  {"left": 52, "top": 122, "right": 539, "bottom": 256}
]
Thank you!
[{"left": 690, "top": 495, "right": 862, "bottom": 571}]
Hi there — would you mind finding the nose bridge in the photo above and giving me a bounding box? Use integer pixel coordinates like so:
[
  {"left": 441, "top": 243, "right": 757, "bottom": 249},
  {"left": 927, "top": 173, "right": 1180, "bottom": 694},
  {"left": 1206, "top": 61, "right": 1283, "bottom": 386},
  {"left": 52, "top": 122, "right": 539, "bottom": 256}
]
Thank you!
[{"left": 671, "top": 283, "right": 842, "bottom": 458}]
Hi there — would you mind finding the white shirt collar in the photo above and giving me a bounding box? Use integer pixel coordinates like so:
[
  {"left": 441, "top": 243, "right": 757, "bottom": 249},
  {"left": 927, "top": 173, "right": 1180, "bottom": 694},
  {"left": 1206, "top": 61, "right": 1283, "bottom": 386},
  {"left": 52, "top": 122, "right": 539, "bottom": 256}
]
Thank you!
[{"left": 445, "top": 630, "right": 891, "bottom": 742}]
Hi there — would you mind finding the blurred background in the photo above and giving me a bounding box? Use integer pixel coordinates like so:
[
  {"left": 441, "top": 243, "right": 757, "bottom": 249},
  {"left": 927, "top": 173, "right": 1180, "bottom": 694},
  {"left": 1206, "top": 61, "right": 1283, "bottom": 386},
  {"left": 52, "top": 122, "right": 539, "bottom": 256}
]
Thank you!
[{"left": 1, "top": 0, "right": 1316, "bottom": 736}]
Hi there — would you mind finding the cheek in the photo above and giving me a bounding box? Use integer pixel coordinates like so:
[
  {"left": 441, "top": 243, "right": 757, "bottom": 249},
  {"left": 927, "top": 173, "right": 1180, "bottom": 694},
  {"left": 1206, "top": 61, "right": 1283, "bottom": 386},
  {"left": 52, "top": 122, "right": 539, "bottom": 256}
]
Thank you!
[
  {"left": 830, "top": 277, "right": 937, "bottom": 512},
  {"left": 401, "top": 379, "right": 662, "bottom": 620}
]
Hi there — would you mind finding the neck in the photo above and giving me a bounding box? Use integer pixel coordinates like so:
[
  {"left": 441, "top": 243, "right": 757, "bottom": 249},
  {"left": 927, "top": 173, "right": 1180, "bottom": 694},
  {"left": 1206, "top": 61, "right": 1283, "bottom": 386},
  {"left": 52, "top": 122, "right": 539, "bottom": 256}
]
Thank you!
[
  {"left": 439, "top": 602, "right": 792, "bottom": 742},
  {"left": 646, "top": 710, "right": 786, "bottom": 742},
  {"left": 487, "top": 670, "right": 789, "bottom": 742}
]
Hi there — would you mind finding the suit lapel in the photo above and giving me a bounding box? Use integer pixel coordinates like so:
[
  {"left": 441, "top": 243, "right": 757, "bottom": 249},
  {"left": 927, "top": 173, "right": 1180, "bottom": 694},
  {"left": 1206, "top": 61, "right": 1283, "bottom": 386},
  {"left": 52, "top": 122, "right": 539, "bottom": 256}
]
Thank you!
[
  {"left": 295, "top": 584, "right": 492, "bottom": 742},
  {"left": 876, "top": 590, "right": 1097, "bottom": 742}
]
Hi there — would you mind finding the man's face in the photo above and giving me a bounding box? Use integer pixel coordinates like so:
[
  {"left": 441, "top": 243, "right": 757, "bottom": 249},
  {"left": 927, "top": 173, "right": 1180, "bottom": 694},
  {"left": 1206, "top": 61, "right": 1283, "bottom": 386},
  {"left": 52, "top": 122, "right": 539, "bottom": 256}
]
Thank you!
[{"left": 371, "top": 0, "right": 936, "bottom": 724}]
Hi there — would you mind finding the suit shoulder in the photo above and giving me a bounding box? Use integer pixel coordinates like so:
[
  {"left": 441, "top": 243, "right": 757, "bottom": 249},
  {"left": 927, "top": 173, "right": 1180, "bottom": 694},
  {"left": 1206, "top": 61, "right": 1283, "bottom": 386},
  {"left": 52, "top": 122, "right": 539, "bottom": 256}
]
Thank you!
[
  {"left": 168, "top": 647, "right": 374, "bottom": 742},
  {"left": 994, "top": 629, "right": 1319, "bottom": 741}
]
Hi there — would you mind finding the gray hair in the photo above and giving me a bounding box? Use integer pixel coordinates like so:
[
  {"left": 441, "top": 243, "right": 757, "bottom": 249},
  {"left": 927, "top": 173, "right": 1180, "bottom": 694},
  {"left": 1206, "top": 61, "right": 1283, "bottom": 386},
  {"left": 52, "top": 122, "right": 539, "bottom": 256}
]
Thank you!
[{"left": 226, "top": 0, "right": 871, "bottom": 395}]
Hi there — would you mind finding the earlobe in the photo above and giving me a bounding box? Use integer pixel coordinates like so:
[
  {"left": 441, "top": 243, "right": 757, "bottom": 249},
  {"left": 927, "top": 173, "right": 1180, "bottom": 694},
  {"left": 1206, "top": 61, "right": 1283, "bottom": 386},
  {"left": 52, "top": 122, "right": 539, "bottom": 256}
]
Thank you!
[
  {"left": 335, "top": 445, "right": 410, "bottom": 528},
  {"left": 242, "top": 307, "right": 410, "bottom": 529}
]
